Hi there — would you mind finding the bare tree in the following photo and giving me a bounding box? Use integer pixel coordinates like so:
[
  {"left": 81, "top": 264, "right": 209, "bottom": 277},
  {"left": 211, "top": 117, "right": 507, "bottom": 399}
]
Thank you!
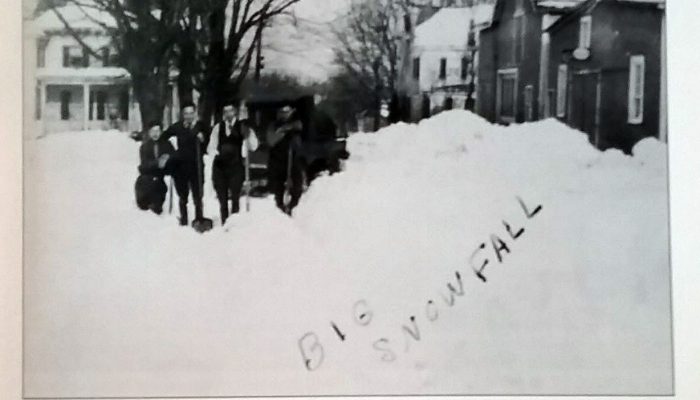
[
  {"left": 332, "top": 0, "right": 411, "bottom": 131},
  {"left": 47, "top": 0, "right": 186, "bottom": 127},
  {"left": 178, "top": 0, "right": 303, "bottom": 124},
  {"left": 46, "top": 0, "right": 302, "bottom": 128}
]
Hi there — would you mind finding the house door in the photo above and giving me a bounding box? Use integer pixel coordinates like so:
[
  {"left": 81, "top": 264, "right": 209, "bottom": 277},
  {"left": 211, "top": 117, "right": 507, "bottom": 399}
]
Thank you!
[
  {"left": 496, "top": 68, "right": 518, "bottom": 124},
  {"left": 569, "top": 70, "right": 602, "bottom": 147}
]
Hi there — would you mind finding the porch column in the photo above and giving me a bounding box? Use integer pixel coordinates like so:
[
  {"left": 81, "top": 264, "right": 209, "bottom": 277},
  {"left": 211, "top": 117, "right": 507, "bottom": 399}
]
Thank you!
[
  {"left": 129, "top": 86, "right": 142, "bottom": 131},
  {"left": 39, "top": 82, "right": 47, "bottom": 137},
  {"left": 83, "top": 83, "right": 90, "bottom": 131},
  {"left": 539, "top": 32, "right": 551, "bottom": 119}
]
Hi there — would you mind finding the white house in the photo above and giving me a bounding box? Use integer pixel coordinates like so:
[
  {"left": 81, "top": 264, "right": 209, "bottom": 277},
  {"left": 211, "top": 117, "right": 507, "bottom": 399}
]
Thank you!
[
  {"left": 26, "top": 5, "right": 144, "bottom": 137},
  {"left": 397, "top": 4, "right": 495, "bottom": 121}
]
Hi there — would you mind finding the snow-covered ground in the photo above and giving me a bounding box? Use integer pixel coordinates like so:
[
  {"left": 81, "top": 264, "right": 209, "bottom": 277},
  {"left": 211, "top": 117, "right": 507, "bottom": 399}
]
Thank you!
[{"left": 24, "top": 111, "right": 672, "bottom": 397}]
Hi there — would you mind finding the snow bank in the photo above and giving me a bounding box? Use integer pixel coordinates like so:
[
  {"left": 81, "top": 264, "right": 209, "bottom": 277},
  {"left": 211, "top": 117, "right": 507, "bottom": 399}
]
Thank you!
[{"left": 24, "top": 112, "right": 672, "bottom": 397}]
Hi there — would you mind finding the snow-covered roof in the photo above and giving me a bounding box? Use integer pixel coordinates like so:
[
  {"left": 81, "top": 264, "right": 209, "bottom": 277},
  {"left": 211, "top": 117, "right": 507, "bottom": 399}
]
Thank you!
[
  {"left": 36, "top": 67, "right": 130, "bottom": 83},
  {"left": 537, "top": 0, "right": 586, "bottom": 9},
  {"left": 538, "top": 0, "right": 663, "bottom": 8},
  {"left": 414, "top": 5, "right": 495, "bottom": 50},
  {"left": 616, "top": 0, "right": 665, "bottom": 3},
  {"left": 31, "top": 4, "right": 116, "bottom": 34}
]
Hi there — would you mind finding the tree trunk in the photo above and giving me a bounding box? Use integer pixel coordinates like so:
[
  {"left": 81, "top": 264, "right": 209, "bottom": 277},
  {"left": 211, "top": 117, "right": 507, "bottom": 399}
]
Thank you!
[
  {"left": 177, "top": 33, "right": 197, "bottom": 107},
  {"left": 201, "top": 8, "right": 228, "bottom": 126},
  {"left": 373, "top": 91, "right": 381, "bottom": 132},
  {"left": 132, "top": 70, "right": 168, "bottom": 133}
]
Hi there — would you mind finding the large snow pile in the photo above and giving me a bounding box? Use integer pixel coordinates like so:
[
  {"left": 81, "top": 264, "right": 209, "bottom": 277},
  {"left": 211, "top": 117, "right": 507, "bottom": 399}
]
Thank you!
[{"left": 24, "top": 111, "right": 672, "bottom": 397}]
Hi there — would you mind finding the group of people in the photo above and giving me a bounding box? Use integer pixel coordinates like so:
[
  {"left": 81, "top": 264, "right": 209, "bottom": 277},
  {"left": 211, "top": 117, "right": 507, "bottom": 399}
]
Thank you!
[{"left": 134, "top": 100, "right": 305, "bottom": 226}]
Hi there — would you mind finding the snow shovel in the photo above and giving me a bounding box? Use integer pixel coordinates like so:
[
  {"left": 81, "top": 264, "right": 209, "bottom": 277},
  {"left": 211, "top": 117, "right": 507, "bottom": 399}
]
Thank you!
[
  {"left": 244, "top": 146, "right": 251, "bottom": 213},
  {"left": 283, "top": 145, "right": 294, "bottom": 215},
  {"left": 192, "top": 140, "right": 213, "bottom": 233},
  {"left": 168, "top": 177, "right": 174, "bottom": 215}
]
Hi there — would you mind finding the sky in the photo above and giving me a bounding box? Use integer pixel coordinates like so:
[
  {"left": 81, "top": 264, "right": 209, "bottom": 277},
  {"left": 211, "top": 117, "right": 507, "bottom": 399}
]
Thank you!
[
  {"left": 26, "top": 0, "right": 352, "bottom": 83},
  {"left": 264, "top": 0, "right": 353, "bottom": 83}
]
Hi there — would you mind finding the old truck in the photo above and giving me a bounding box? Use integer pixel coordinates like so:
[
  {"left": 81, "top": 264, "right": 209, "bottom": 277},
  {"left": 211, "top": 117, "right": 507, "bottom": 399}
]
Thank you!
[{"left": 245, "top": 95, "right": 349, "bottom": 195}]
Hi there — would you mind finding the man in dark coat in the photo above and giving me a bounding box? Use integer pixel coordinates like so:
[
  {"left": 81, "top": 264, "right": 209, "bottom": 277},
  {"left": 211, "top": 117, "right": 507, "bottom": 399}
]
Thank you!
[
  {"left": 207, "top": 101, "right": 259, "bottom": 224},
  {"left": 135, "top": 121, "right": 175, "bottom": 215},
  {"left": 266, "top": 105, "right": 305, "bottom": 215},
  {"left": 163, "top": 102, "right": 210, "bottom": 226}
]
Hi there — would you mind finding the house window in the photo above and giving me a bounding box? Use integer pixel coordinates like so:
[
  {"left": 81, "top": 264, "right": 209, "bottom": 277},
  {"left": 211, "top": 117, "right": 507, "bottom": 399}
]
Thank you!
[
  {"left": 547, "top": 88, "right": 556, "bottom": 118},
  {"left": 421, "top": 93, "right": 431, "bottom": 119},
  {"left": 60, "top": 90, "right": 71, "bottom": 120},
  {"left": 404, "top": 14, "right": 412, "bottom": 33},
  {"left": 35, "top": 86, "right": 42, "bottom": 120},
  {"left": 37, "top": 38, "right": 48, "bottom": 68},
  {"left": 119, "top": 89, "right": 130, "bottom": 120},
  {"left": 461, "top": 56, "right": 469, "bottom": 80},
  {"left": 524, "top": 85, "right": 534, "bottom": 121},
  {"left": 96, "top": 91, "right": 107, "bottom": 120},
  {"left": 628, "top": 55, "right": 645, "bottom": 124},
  {"left": 556, "top": 64, "right": 568, "bottom": 118},
  {"left": 513, "top": 15, "right": 526, "bottom": 63},
  {"left": 579, "top": 15, "right": 592, "bottom": 49},
  {"left": 412, "top": 57, "right": 420, "bottom": 80},
  {"left": 89, "top": 91, "right": 94, "bottom": 120},
  {"left": 102, "top": 48, "right": 112, "bottom": 67},
  {"left": 439, "top": 58, "right": 447, "bottom": 80},
  {"left": 444, "top": 97, "right": 454, "bottom": 110},
  {"left": 63, "top": 46, "right": 88, "bottom": 68},
  {"left": 497, "top": 69, "right": 518, "bottom": 123}
]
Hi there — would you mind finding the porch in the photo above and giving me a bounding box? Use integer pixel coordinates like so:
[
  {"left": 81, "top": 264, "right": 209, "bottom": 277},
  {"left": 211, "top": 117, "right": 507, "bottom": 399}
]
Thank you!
[{"left": 35, "top": 68, "right": 142, "bottom": 135}]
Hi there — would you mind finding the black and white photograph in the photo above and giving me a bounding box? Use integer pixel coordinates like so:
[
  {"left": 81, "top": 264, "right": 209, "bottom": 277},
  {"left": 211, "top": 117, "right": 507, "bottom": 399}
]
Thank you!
[{"left": 20, "top": 0, "right": 674, "bottom": 398}]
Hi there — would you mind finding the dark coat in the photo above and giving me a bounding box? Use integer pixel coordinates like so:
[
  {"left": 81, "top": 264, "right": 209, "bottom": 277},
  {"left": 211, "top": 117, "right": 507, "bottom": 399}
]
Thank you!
[
  {"left": 267, "top": 117, "right": 303, "bottom": 176},
  {"left": 309, "top": 109, "right": 337, "bottom": 141},
  {"left": 138, "top": 138, "right": 176, "bottom": 177},
  {"left": 135, "top": 138, "right": 175, "bottom": 212},
  {"left": 163, "top": 121, "right": 210, "bottom": 165}
]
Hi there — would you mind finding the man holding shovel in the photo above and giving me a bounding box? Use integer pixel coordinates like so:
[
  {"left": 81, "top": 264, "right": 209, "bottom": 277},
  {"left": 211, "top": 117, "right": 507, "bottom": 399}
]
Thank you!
[
  {"left": 164, "top": 102, "right": 211, "bottom": 228},
  {"left": 207, "top": 100, "right": 259, "bottom": 225},
  {"left": 267, "top": 105, "right": 304, "bottom": 215}
]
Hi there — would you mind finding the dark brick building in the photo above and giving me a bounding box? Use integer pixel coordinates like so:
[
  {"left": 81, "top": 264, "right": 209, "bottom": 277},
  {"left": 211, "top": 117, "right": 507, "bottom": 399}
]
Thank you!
[
  {"left": 546, "top": 0, "right": 666, "bottom": 152},
  {"left": 477, "top": 0, "right": 582, "bottom": 124}
]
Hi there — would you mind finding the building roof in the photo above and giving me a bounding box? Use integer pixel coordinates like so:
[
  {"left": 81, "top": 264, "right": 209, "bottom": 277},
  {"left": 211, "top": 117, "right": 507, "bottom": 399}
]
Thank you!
[
  {"left": 483, "top": 0, "right": 586, "bottom": 29},
  {"left": 414, "top": 4, "right": 495, "bottom": 51},
  {"left": 36, "top": 67, "right": 131, "bottom": 84},
  {"left": 545, "top": 0, "right": 665, "bottom": 33},
  {"left": 537, "top": 0, "right": 587, "bottom": 9},
  {"left": 31, "top": 4, "right": 117, "bottom": 35}
]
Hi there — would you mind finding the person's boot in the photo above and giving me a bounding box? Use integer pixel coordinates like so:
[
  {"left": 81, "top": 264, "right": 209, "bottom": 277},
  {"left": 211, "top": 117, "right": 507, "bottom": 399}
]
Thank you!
[
  {"left": 231, "top": 199, "right": 240, "bottom": 215},
  {"left": 220, "top": 202, "right": 229, "bottom": 225},
  {"left": 151, "top": 204, "right": 163, "bottom": 215}
]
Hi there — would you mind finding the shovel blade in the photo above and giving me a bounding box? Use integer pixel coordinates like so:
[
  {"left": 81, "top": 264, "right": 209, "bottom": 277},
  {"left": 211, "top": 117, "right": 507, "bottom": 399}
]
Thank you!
[{"left": 192, "top": 218, "right": 214, "bottom": 233}]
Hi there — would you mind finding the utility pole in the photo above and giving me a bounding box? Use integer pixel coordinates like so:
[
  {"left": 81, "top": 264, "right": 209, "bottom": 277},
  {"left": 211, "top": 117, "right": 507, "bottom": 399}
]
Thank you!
[
  {"left": 254, "top": 18, "right": 264, "bottom": 82},
  {"left": 465, "top": 19, "right": 477, "bottom": 111}
]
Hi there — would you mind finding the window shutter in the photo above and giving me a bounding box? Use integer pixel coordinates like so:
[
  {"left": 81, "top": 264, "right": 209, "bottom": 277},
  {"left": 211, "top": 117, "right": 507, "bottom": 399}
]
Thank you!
[
  {"left": 102, "top": 48, "right": 111, "bottom": 67},
  {"left": 556, "top": 64, "right": 568, "bottom": 118},
  {"left": 82, "top": 47, "right": 90, "bottom": 67},
  {"left": 62, "top": 46, "right": 70, "bottom": 67},
  {"left": 413, "top": 57, "right": 420, "bottom": 80},
  {"left": 628, "top": 55, "right": 645, "bottom": 124},
  {"left": 60, "top": 91, "right": 71, "bottom": 120},
  {"left": 579, "top": 16, "right": 592, "bottom": 49}
]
